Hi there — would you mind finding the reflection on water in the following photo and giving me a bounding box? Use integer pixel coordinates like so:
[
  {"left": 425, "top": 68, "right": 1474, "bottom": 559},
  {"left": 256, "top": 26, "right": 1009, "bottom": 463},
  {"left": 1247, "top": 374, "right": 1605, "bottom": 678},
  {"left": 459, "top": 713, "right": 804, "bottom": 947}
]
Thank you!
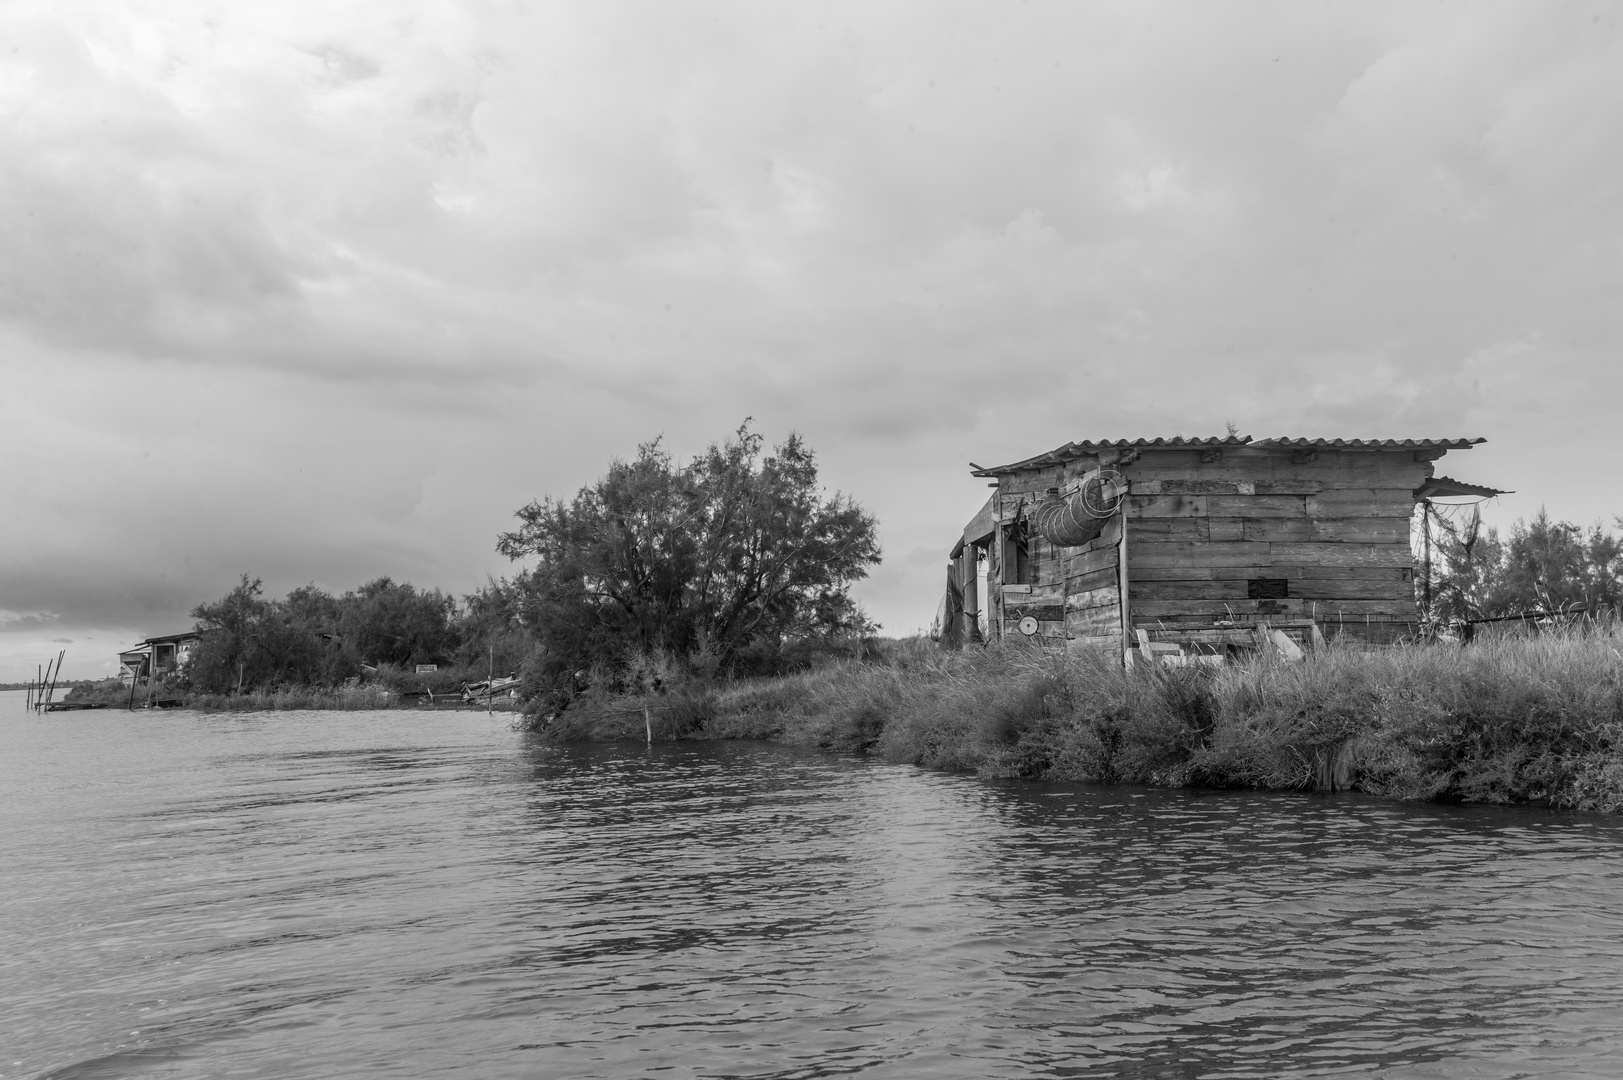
[{"left": 4, "top": 689, "right": 1623, "bottom": 1078}]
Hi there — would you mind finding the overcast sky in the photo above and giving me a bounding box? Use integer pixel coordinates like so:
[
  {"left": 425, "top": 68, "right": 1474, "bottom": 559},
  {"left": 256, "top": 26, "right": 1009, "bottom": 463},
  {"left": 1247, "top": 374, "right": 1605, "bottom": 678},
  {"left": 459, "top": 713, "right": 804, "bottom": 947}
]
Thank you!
[{"left": 4, "top": 0, "right": 1622, "bottom": 679}]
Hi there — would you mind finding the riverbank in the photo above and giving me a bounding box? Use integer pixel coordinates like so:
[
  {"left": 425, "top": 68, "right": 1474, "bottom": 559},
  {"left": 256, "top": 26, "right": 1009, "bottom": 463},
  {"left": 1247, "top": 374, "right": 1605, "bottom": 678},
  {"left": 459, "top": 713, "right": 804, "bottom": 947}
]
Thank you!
[
  {"left": 540, "top": 628, "right": 1623, "bottom": 814},
  {"left": 60, "top": 680, "right": 521, "bottom": 712}
]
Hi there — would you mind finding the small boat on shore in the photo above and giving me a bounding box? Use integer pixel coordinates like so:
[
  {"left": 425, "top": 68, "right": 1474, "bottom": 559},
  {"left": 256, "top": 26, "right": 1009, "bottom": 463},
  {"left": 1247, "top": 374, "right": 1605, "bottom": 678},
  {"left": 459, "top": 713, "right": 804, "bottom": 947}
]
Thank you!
[{"left": 462, "top": 675, "right": 520, "bottom": 704}]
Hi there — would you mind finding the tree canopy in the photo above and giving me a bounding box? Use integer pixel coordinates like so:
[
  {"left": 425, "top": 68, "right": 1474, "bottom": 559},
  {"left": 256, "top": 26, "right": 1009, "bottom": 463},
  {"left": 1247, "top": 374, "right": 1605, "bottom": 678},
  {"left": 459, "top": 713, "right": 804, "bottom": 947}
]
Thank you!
[
  {"left": 1425, "top": 507, "right": 1623, "bottom": 625},
  {"left": 185, "top": 575, "right": 467, "bottom": 693},
  {"left": 497, "top": 423, "right": 881, "bottom": 677}
]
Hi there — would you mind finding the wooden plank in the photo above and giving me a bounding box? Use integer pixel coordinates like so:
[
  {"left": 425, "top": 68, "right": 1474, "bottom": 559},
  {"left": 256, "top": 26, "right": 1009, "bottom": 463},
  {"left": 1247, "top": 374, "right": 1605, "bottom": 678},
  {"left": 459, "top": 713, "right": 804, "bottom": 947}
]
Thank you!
[
  {"left": 1207, "top": 495, "right": 1306, "bottom": 519},
  {"left": 1066, "top": 566, "right": 1119, "bottom": 594},
  {"left": 963, "top": 494, "right": 997, "bottom": 545},
  {"left": 1306, "top": 487, "right": 1417, "bottom": 511},
  {"left": 1066, "top": 605, "right": 1122, "bottom": 634},
  {"left": 1308, "top": 501, "right": 1418, "bottom": 521},
  {"left": 1130, "top": 565, "right": 1412, "bottom": 583},
  {"left": 1127, "top": 517, "right": 1209, "bottom": 541},
  {"left": 1139, "top": 610, "right": 1418, "bottom": 627},
  {"left": 1130, "top": 579, "right": 1408, "bottom": 601},
  {"left": 998, "top": 466, "right": 1068, "bottom": 494},
  {"left": 1290, "top": 580, "right": 1411, "bottom": 601},
  {"left": 1310, "top": 519, "right": 1410, "bottom": 544},
  {"left": 1208, "top": 519, "right": 1244, "bottom": 541},
  {"left": 1131, "top": 598, "right": 1415, "bottom": 618},
  {"left": 1032, "top": 538, "right": 1064, "bottom": 587},
  {"left": 1061, "top": 545, "right": 1119, "bottom": 577},
  {"left": 1065, "top": 586, "right": 1122, "bottom": 611},
  {"left": 1133, "top": 477, "right": 1329, "bottom": 496},
  {"left": 1129, "top": 449, "right": 1209, "bottom": 470},
  {"left": 1066, "top": 602, "right": 1121, "bottom": 625},
  {"left": 1016, "top": 583, "right": 1065, "bottom": 610},
  {"left": 1133, "top": 626, "right": 1273, "bottom": 644},
  {"left": 1132, "top": 580, "right": 1249, "bottom": 601},
  {"left": 1129, "top": 542, "right": 1272, "bottom": 568},
  {"left": 1269, "top": 543, "right": 1413, "bottom": 567},
  {"left": 1005, "top": 603, "right": 1066, "bottom": 620},
  {"left": 1243, "top": 518, "right": 1313, "bottom": 542},
  {"left": 1125, "top": 494, "right": 1207, "bottom": 518}
]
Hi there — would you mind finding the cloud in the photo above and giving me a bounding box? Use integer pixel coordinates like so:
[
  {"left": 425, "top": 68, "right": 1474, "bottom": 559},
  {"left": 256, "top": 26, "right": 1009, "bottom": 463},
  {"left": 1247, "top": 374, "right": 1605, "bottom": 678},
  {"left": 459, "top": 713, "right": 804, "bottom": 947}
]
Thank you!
[
  {"left": 4, "top": 0, "right": 1623, "bottom": 675},
  {"left": 0, "top": 608, "right": 58, "bottom": 631}
]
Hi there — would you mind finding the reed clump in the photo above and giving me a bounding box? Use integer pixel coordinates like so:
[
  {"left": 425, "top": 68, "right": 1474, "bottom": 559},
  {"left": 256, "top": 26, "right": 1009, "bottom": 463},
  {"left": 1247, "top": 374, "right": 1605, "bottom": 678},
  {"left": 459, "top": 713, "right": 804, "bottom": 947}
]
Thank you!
[{"left": 539, "top": 623, "right": 1623, "bottom": 813}]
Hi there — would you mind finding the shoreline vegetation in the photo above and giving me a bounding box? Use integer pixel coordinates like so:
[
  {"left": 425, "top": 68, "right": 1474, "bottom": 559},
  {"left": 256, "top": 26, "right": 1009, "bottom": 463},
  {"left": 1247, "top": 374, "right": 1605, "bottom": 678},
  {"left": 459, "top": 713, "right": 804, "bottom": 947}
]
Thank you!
[
  {"left": 49, "top": 625, "right": 1623, "bottom": 814},
  {"left": 533, "top": 624, "right": 1623, "bottom": 815},
  {"left": 60, "top": 664, "right": 522, "bottom": 713}
]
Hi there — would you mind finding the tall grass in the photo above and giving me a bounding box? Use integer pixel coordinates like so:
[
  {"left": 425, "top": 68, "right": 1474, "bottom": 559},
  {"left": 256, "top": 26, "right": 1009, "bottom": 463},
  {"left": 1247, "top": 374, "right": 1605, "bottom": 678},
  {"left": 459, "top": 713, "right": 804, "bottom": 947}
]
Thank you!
[
  {"left": 186, "top": 686, "right": 401, "bottom": 711},
  {"left": 534, "top": 623, "right": 1623, "bottom": 813}
]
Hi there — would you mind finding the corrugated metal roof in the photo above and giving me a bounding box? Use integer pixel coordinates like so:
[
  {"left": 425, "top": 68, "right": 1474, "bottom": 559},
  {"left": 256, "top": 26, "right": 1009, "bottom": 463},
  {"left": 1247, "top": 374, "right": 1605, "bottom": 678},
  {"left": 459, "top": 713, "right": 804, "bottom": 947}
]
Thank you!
[
  {"left": 141, "top": 631, "right": 201, "bottom": 646},
  {"left": 970, "top": 436, "right": 1252, "bottom": 476},
  {"left": 970, "top": 436, "right": 1486, "bottom": 476},
  {"left": 1415, "top": 475, "right": 1509, "bottom": 500},
  {"left": 1251, "top": 437, "right": 1485, "bottom": 450}
]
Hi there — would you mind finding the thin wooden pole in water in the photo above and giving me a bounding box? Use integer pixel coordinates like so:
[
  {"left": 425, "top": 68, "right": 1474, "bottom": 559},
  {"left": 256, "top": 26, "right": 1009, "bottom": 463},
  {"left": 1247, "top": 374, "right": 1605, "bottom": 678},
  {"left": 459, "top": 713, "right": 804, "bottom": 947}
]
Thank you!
[
  {"left": 644, "top": 705, "right": 652, "bottom": 746},
  {"left": 44, "top": 651, "right": 63, "bottom": 711}
]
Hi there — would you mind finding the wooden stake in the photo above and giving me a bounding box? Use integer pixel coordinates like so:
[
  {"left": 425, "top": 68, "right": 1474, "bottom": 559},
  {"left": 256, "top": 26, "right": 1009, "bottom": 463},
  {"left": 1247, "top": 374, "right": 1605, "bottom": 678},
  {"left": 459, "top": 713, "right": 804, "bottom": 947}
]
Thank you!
[
  {"left": 488, "top": 643, "right": 494, "bottom": 717},
  {"left": 44, "top": 650, "right": 63, "bottom": 711},
  {"left": 644, "top": 705, "right": 652, "bottom": 746}
]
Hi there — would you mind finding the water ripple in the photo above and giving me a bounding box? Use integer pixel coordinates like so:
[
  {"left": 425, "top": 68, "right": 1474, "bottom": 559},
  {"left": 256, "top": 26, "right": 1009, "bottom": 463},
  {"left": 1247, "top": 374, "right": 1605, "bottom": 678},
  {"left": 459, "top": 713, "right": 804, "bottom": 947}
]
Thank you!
[{"left": 3, "top": 697, "right": 1623, "bottom": 1078}]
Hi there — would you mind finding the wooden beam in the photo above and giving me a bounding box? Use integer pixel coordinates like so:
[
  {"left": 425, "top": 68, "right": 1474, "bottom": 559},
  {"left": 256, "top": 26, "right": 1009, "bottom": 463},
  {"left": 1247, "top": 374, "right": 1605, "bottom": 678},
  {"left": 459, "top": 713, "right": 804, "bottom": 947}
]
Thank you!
[
  {"left": 1132, "top": 598, "right": 1417, "bottom": 618},
  {"left": 1207, "top": 495, "right": 1307, "bottom": 518},
  {"left": 1125, "top": 494, "right": 1208, "bottom": 518},
  {"left": 1130, "top": 565, "right": 1412, "bottom": 582}
]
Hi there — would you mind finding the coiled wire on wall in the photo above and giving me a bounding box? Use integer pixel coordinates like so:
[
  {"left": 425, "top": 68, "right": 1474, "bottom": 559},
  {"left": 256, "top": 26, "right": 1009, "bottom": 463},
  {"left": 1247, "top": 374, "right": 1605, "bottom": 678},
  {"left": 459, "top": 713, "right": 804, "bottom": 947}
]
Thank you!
[{"left": 1030, "top": 470, "right": 1127, "bottom": 547}]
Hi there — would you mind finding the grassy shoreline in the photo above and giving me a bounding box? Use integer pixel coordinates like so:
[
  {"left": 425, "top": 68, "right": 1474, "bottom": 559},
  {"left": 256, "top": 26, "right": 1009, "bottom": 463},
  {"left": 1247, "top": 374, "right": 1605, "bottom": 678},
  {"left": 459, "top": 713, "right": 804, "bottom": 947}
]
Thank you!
[
  {"left": 540, "top": 628, "right": 1623, "bottom": 814},
  {"left": 60, "top": 681, "right": 520, "bottom": 713}
]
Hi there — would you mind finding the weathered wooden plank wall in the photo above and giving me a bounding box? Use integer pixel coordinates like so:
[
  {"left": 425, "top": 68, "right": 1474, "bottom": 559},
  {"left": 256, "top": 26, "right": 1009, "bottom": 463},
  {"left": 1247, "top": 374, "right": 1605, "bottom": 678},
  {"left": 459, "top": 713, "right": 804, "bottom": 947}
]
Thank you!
[
  {"left": 985, "top": 445, "right": 1435, "bottom": 650},
  {"left": 1064, "top": 515, "right": 1122, "bottom": 650},
  {"left": 1118, "top": 448, "right": 1426, "bottom": 639}
]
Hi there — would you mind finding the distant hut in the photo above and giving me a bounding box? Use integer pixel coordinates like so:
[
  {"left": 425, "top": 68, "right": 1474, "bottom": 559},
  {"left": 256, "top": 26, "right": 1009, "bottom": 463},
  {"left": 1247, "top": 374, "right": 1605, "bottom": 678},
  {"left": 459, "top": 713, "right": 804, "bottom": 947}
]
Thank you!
[
  {"left": 939, "top": 436, "right": 1503, "bottom": 663},
  {"left": 118, "top": 632, "right": 201, "bottom": 682}
]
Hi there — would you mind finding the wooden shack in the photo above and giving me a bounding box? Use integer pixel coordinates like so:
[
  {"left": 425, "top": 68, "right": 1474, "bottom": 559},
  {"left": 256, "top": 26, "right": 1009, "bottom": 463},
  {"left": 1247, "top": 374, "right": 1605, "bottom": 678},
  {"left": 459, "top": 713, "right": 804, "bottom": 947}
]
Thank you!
[
  {"left": 118, "top": 631, "right": 201, "bottom": 682},
  {"left": 939, "top": 436, "right": 1502, "bottom": 662}
]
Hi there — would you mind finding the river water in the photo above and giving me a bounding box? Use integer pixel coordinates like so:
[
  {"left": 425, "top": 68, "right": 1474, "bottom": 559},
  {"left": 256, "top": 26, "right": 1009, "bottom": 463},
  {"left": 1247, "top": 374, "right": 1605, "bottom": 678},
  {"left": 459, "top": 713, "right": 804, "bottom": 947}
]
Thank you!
[{"left": 5, "top": 690, "right": 1623, "bottom": 1078}]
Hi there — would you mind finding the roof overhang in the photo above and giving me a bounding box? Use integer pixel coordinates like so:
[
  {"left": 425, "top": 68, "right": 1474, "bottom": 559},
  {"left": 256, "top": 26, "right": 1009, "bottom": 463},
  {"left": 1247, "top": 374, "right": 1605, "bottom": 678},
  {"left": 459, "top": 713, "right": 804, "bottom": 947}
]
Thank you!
[
  {"left": 142, "top": 632, "right": 201, "bottom": 646},
  {"left": 1415, "top": 475, "right": 1510, "bottom": 500}
]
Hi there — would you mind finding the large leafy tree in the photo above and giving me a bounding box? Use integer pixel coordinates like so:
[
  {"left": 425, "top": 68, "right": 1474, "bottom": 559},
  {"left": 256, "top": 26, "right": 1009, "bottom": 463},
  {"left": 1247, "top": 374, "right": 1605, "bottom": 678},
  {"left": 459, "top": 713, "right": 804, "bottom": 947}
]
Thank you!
[
  {"left": 187, "top": 575, "right": 325, "bottom": 692},
  {"left": 497, "top": 423, "right": 881, "bottom": 678},
  {"left": 337, "top": 577, "right": 458, "bottom": 667}
]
